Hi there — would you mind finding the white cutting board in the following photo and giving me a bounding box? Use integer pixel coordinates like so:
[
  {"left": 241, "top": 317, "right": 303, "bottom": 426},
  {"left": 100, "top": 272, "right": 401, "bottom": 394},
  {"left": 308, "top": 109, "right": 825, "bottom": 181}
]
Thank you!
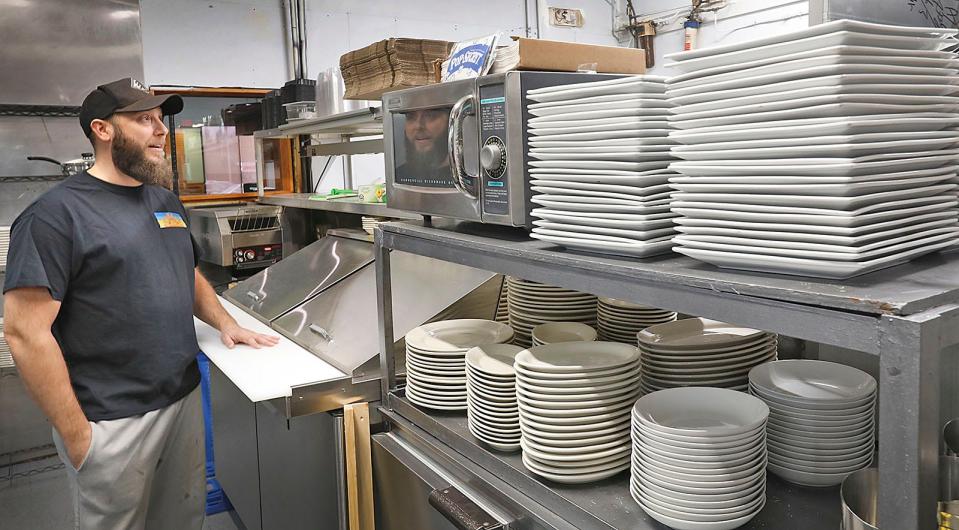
[{"left": 195, "top": 296, "right": 346, "bottom": 402}]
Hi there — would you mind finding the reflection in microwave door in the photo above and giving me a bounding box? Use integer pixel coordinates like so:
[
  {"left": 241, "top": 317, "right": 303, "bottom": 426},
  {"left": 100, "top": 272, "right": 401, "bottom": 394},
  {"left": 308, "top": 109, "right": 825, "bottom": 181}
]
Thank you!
[{"left": 393, "top": 108, "right": 455, "bottom": 188}]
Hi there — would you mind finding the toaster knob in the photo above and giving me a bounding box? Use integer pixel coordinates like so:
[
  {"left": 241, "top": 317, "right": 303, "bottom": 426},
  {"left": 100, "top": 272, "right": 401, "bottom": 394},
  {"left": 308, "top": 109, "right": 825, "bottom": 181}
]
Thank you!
[{"left": 480, "top": 144, "right": 503, "bottom": 172}]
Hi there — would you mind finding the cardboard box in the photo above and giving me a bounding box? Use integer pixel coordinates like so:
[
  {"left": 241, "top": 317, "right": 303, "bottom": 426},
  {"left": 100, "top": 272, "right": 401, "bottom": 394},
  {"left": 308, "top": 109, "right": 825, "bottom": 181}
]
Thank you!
[{"left": 496, "top": 37, "right": 646, "bottom": 75}]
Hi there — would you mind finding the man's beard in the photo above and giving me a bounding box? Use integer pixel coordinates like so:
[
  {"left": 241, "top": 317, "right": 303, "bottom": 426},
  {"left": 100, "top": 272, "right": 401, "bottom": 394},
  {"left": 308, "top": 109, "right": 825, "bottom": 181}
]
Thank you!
[
  {"left": 405, "top": 134, "right": 450, "bottom": 177},
  {"left": 112, "top": 126, "right": 173, "bottom": 188}
]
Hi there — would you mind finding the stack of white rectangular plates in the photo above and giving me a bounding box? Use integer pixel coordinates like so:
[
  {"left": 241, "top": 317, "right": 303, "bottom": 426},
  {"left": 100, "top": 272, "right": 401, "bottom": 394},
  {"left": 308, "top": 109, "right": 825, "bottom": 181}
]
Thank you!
[
  {"left": 631, "top": 387, "right": 769, "bottom": 530},
  {"left": 404, "top": 319, "right": 514, "bottom": 411},
  {"left": 665, "top": 20, "right": 959, "bottom": 279},
  {"left": 636, "top": 318, "right": 777, "bottom": 394},
  {"left": 506, "top": 277, "right": 596, "bottom": 348},
  {"left": 597, "top": 297, "right": 676, "bottom": 343},
  {"left": 525, "top": 76, "right": 679, "bottom": 258},
  {"left": 515, "top": 341, "right": 640, "bottom": 484},
  {"left": 748, "top": 360, "right": 876, "bottom": 487}
]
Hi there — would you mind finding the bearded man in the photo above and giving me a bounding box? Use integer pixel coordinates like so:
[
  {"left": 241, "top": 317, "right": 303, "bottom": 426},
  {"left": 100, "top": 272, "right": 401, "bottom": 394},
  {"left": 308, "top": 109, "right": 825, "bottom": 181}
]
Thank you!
[
  {"left": 2, "top": 78, "right": 278, "bottom": 529},
  {"left": 395, "top": 108, "right": 451, "bottom": 185}
]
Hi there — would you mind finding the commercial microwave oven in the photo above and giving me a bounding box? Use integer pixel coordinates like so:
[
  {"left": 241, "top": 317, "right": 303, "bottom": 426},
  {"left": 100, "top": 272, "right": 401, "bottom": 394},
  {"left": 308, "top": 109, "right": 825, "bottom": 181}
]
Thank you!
[{"left": 383, "top": 71, "right": 625, "bottom": 227}]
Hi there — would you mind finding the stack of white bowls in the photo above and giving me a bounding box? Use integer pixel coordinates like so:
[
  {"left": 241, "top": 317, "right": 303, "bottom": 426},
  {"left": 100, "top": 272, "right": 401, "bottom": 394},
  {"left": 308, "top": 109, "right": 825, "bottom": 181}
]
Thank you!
[
  {"left": 597, "top": 297, "right": 677, "bottom": 343},
  {"left": 506, "top": 277, "right": 597, "bottom": 347},
  {"left": 404, "top": 319, "right": 514, "bottom": 410},
  {"left": 531, "top": 322, "right": 597, "bottom": 346},
  {"left": 637, "top": 318, "right": 777, "bottom": 394},
  {"left": 515, "top": 341, "right": 640, "bottom": 484},
  {"left": 525, "top": 76, "right": 680, "bottom": 258},
  {"left": 749, "top": 360, "right": 877, "bottom": 487},
  {"left": 631, "top": 387, "right": 769, "bottom": 530},
  {"left": 665, "top": 20, "right": 959, "bottom": 279},
  {"left": 466, "top": 344, "right": 525, "bottom": 452}
]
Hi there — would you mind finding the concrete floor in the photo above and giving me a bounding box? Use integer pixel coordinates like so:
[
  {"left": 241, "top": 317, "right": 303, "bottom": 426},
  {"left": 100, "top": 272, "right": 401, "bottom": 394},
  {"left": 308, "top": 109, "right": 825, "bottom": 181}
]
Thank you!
[{"left": 0, "top": 452, "right": 243, "bottom": 530}]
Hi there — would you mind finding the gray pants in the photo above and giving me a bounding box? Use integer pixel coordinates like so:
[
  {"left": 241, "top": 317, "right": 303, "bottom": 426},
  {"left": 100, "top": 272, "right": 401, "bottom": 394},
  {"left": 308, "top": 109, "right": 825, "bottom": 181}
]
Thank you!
[{"left": 52, "top": 387, "right": 206, "bottom": 530}]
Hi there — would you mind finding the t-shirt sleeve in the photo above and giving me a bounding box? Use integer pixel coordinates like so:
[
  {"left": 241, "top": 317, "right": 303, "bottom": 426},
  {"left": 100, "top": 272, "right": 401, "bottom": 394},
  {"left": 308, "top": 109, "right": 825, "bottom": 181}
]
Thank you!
[{"left": 2, "top": 212, "right": 74, "bottom": 300}]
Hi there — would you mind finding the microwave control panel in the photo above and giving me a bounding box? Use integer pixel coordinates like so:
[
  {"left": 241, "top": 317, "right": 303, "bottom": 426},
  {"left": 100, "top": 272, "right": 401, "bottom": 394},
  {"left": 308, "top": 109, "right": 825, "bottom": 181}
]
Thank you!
[{"left": 478, "top": 83, "right": 509, "bottom": 216}]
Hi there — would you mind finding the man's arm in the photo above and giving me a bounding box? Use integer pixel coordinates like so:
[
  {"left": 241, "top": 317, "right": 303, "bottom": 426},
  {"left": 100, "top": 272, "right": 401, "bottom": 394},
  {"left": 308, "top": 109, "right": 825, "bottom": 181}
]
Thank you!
[
  {"left": 193, "top": 269, "right": 278, "bottom": 349},
  {"left": 4, "top": 287, "right": 90, "bottom": 468}
]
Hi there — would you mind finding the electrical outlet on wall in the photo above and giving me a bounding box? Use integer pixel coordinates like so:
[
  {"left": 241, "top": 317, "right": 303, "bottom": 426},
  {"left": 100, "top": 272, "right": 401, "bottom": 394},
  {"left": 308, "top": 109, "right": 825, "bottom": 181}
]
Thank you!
[{"left": 548, "top": 7, "right": 585, "bottom": 27}]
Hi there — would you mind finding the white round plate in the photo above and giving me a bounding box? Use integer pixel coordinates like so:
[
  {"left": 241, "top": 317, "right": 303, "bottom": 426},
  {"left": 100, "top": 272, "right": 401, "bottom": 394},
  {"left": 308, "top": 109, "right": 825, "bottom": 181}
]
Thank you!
[
  {"left": 523, "top": 455, "right": 629, "bottom": 484},
  {"left": 638, "top": 318, "right": 766, "bottom": 350},
  {"left": 748, "top": 359, "right": 876, "bottom": 402},
  {"left": 765, "top": 460, "right": 861, "bottom": 487},
  {"left": 519, "top": 408, "right": 632, "bottom": 430},
  {"left": 465, "top": 344, "right": 525, "bottom": 377},
  {"left": 520, "top": 438, "right": 631, "bottom": 463},
  {"left": 516, "top": 342, "right": 640, "bottom": 373},
  {"left": 531, "top": 322, "right": 598, "bottom": 345},
  {"left": 515, "top": 362, "right": 640, "bottom": 383},
  {"left": 633, "top": 387, "right": 768, "bottom": 437},
  {"left": 406, "top": 319, "right": 514, "bottom": 352}
]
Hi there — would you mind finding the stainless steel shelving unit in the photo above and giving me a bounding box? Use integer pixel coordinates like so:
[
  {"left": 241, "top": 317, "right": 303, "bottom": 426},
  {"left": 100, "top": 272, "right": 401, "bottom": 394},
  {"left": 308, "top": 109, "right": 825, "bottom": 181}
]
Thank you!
[
  {"left": 374, "top": 219, "right": 959, "bottom": 529},
  {"left": 257, "top": 193, "right": 417, "bottom": 219},
  {"left": 252, "top": 106, "right": 383, "bottom": 195}
]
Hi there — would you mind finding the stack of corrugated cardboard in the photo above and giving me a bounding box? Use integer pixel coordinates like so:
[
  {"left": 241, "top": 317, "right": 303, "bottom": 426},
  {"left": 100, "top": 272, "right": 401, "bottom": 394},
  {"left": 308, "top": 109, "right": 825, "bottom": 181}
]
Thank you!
[{"left": 340, "top": 38, "right": 453, "bottom": 100}]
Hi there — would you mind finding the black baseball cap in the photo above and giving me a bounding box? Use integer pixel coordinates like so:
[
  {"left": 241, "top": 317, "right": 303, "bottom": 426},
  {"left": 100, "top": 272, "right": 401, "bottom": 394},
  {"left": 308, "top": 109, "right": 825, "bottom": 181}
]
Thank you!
[{"left": 79, "top": 78, "right": 184, "bottom": 138}]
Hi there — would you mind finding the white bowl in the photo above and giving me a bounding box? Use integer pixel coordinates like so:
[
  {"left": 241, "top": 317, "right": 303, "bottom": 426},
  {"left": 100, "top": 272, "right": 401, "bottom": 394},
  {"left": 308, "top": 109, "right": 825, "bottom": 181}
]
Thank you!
[
  {"left": 767, "top": 418, "right": 874, "bottom": 440},
  {"left": 749, "top": 359, "right": 876, "bottom": 403},
  {"left": 635, "top": 437, "right": 765, "bottom": 465},
  {"left": 766, "top": 429, "right": 873, "bottom": 451},
  {"left": 516, "top": 341, "right": 640, "bottom": 373},
  {"left": 766, "top": 437, "right": 874, "bottom": 459},
  {"left": 632, "top": 387, "right": 769, "bottom": 437},
  {"left": 638, "top": 318, "right": 766, "bottom": 351},
  {"left": 525, "top": 452, "right": 630, "bottom": 475},
  {"left": 766, "top": 460, "right": 863, "bottom": 487},
  {"left": 768, "top": 414, "right": 873, "bottom": 434},
  {"left": 633, "top": 477, "right": 765, "bottom": 511},
  {"left": 634, "top": 452, "right": 767, "bottom": 483},
  {"left": 768, "top": 450, "right": 872, "bottom": 472},
  {"left": 523, "top": 435, "right": 629, "bottom": 456},
  {"left": 751, "top": 383, "right": 876, "bottom": 410},
  {"left": 638, "top": 461, "right": 766, "bottom": 492},
  {"left": 635, "top": 493, "right": 764, "bottom": 530},
  {"left": 526, "top": 448, "right": 630, "bottom": 469},
  {"left": 635, "top": 424, "right": 765, "bottom": 450},
  {"left": 631, "top": 416, "right": 764, "bottom": 444},
  {"left": 636, "top": 487, "right": 765, "bottom": 523},
  {"left": 768, "top": 407, "right": 873, "bottom": 427},
  {"left": 757, "top": 389, "right": 876, "bottom": 416},
  {"left": 523, "top": 454, "right": 628, "bottom": 484},
  {"left": 634, "top": 473, "right": 765, "bottom": 503},
  {"left": 520, "top": 438, "right": 631, "bottom": 463}
]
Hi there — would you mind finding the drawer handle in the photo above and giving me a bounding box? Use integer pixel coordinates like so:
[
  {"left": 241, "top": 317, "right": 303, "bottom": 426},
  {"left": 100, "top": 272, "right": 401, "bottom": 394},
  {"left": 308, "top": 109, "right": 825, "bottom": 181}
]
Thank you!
[
  {"left": 428, "top": 486, "right": 506, "bottom": 530},
  {"left": 245, "top": 291, "right": 261, "bottom": 301},
  {"left": 309, "top": 324, "right": 333, "bottom": 342}
]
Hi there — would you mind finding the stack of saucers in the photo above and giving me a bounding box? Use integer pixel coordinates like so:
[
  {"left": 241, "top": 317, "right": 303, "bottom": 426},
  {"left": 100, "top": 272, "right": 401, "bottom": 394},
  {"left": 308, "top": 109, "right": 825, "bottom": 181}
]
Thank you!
[
  {"left": 506, "top": 277, "right": 597, "bottom": 348},
  {"left": 665, "top": 20, "right": 959, "bottom": 278},
  {"left": 495, "top": 280, "right": 510, "bottom": 324},
  {"left": 637, "top": 318, "right": 777, "bottom": 394},
  {"left": 597, "top": 297, "right": 677, "bottom": 343},
  {"left": 404, "top": 319, "right": 514, "bottom": 410},
  {"left": 631, "top": 387, "right": 769, "bottom": 530},
  {"left": 515, "top": 341, "right": 640, "bottom": 484},
  {"left": 531, "top": 322, "right": 597, "bottom": 346},
  {"left": 749, "top": 360, "right": 876, "bottom": 487},
  {"left": 361, "top": 216, "right": 387, "bottom": 236},
  {"left": 466, "top": 344, "right": 525, "bottom": 452},
  {"left": 525, "top": 76, "right": 679, "bottom": 258}
]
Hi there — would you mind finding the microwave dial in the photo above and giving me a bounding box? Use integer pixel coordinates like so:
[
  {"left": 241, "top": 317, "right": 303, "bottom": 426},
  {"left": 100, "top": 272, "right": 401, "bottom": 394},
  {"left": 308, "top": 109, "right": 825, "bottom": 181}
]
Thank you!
[{"left": 481, "top": 136, "right": 507, "bottom": 179}]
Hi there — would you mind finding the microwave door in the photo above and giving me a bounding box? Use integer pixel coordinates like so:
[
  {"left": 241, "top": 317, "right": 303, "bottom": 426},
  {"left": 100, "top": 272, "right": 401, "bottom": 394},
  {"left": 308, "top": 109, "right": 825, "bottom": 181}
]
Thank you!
[{"left": 449, "top": 94, "right": 480, "bottom": 201}]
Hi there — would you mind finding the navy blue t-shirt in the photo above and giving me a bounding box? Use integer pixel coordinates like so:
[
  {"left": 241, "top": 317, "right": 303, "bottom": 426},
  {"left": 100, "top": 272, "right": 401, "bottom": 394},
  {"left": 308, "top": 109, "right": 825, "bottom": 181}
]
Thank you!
[{"left": 3, "top": 171, "right": 201, "bottom": 421}]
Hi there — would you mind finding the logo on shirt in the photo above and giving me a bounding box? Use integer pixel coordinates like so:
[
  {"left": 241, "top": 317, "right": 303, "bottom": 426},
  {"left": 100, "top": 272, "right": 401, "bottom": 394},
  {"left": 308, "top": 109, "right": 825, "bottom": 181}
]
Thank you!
[{"left": 154, "top": 212, "right": 187, "bottom": 229}]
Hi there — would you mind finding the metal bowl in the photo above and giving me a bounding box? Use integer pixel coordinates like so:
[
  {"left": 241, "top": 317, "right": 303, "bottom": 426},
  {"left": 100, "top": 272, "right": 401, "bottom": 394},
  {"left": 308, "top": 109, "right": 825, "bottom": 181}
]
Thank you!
[{"left": 841, "top": 467, "right": 878, "bottom": 530}]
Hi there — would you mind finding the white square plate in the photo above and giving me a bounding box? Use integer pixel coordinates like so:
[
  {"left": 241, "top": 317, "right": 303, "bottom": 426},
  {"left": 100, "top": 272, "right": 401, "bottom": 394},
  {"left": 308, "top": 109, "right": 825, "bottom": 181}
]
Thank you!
[
  {"left": 675, "top": 226, "right": 958, "bottom": 256},
  {"left": 672, "top": 190, "right": 955, "bottom": 215},
  {"left": 527, "top": 77, "right": 666, "bottom": 103},
  {"left": 534, "top": 220, "right": 675, "bottom": 239},
  {"left": 529, "top": 93, "right": 668, "bottom": 111},
  {"left": 673, "top": 210, "right": 957, "bottom": 236},
  {"left": 669, "top": 75, "right": 959, "bottom": 107},
  {"left": 672, "top": 84, "right": 959, "bottom": 116},
  {"left": 669, "top": 94, "right": 959, "bottom": 124},
  {"left": 532, "top": 179, "right": 673, "bottom": 195},
  {"left": 675, "top": 218, "right": 958, "bottom": 246},
  {"left": 673, "top": 239, "right": 956, "bottom": 279},
  {"left": 669, "top": 150, "right": 959, "bottom": 176},
  {"left": 533, "top": 160, "right": 673, "bottom": 171},
  {"left": 668, "top": 55, "right": 959, "bottom": 91},
  {"left": 533, "top": 186, "right": 673, "bottom": 202},
  {"left": 668, "top": 173, "right": 957, "bottom": 196},
  {"left": 529, "top": 108, "right": 671, "bottom": 124},
  {"left": 528, "top": 129, "right": 671, "bottom": 142},
  {"left": 668, "top": 44, "right": 958, "bottom": 85},
  {"left": 529, "top": 117, "right": 669, "bottom": 130},
  {"left": 531, "top": 137, "right": 675, "bottom": 148},
  {"left": 671, "top": 137, "right": 959, "bottom": 160},
  {"left": 669, "top": 131, "right": 958, "bottom": 151},
  {"left": 669, "top": 116, "right": 959, "bottom": 145},
  {"left": 672, "top": 198, "right": 957, "bottom": 227},
  {"left": 531, "top": 151, "right": 675, "bottom": 162},
  {"left": 533, "top": 194, "right": 672, "bottom": 208},
  {"left": 529, "top": 99, "right": 673, "bottom": 117},
  {"left": 531, "top": 232, "right": 675, "bottom": 258},
  {"left": 669, "top": 102, "right": 959, "bottom": 131}
]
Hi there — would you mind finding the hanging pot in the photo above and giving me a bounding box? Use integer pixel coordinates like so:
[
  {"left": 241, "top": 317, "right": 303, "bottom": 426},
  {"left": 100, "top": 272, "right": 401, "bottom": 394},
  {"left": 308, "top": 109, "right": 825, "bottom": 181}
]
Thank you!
[{"left": 27, "top": 153, "right": 94, "bottom": 176}]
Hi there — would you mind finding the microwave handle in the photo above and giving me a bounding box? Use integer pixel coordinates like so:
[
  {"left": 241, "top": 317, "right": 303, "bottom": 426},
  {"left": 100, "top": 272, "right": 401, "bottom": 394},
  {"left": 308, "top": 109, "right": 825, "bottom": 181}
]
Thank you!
[{"left": 448, "top": 94, "right": 478, "bottom": 200}]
